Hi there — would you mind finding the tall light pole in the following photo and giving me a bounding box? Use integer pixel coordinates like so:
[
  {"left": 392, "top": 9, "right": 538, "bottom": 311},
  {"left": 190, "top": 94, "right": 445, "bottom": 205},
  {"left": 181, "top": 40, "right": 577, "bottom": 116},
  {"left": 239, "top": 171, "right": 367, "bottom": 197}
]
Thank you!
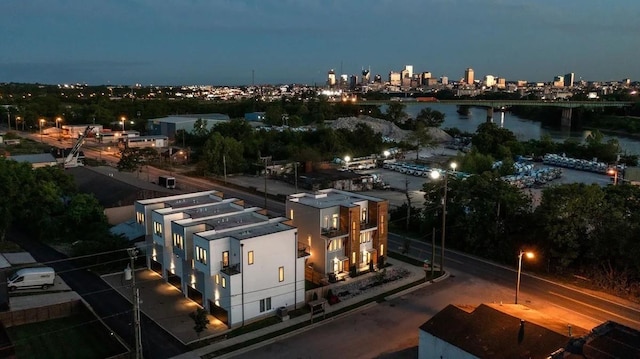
[
  {"left": 127, "top": 247, "right": 143, "bottom": 359},
  {"left": 516, "top": 250, "right": 534, "bottom": 304},
  {"left": 430, "top": 162, "right": 456, "bottom": 274},
  {"left": 608, "top": 168, "right": 618, "bottom": 185},
  {"left": 120, "top": 116, "right": 126, "bottom": 131},
  {"left": 39, "top": 118, "right": 45, "bottom": 142},
  {"left": 344, "top": 155, "right": 351, "bottom": 171}
]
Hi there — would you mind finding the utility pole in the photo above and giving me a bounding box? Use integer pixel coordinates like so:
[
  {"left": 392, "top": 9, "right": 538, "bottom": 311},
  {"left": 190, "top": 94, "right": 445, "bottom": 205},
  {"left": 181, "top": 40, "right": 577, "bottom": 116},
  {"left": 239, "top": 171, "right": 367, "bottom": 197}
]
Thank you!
[
  {"left": 127, "top": 248, "right": 143, "bottom": 359},
  {"left": 260, "top": 156, "right": 271, "bottom": 210}
]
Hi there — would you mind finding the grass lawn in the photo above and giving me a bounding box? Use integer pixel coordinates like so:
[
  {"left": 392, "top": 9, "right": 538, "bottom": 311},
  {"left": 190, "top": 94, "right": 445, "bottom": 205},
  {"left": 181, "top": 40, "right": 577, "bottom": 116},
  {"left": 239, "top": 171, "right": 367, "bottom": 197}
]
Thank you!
[{"left": 7, "top": 311, "right": 127, "bottom": 359}]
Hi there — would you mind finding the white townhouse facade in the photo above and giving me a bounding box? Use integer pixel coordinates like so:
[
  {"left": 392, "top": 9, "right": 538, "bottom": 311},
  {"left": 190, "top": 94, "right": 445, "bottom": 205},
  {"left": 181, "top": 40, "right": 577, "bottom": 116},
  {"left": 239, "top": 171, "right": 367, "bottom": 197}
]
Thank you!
[
  {"left": 193, "top": 216, "right": 306, "bottom": 327},
  {"left": 286, "top": 189, "right": 389, "bottom": 282},
  {"left": 134, "top": 190, "right": 307, "bottom": 328}
]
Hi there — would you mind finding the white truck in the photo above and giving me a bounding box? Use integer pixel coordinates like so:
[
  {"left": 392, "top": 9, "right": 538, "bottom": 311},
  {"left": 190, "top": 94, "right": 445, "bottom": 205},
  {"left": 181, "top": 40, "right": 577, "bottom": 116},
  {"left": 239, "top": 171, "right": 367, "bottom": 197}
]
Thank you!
[{"left": 7, "top": 267, "right": 56, "bottom": 291}]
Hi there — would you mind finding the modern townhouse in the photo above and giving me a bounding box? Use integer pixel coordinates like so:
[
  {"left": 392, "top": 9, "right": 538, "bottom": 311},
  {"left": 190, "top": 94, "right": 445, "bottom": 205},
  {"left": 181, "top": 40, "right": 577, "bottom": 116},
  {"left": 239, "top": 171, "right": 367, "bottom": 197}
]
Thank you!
[
  {"left": 192, "top": 215, "right": 306, "bottom": 327},
  {"left": 285, "top": 189, "right": 389, "bottom": 282},
  {"left": 135, "top": 190, "right": 307, "bottom": 327},
  {"left": 134, "top": 190, "right": 225, "bottom": 274}
]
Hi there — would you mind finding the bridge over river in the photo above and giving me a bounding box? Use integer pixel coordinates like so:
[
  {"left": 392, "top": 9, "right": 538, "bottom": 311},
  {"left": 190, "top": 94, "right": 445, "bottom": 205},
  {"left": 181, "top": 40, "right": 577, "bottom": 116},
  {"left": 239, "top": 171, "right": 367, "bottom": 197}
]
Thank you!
[{"left": 359, "top": 99, "right": 635, "bottom": 127}]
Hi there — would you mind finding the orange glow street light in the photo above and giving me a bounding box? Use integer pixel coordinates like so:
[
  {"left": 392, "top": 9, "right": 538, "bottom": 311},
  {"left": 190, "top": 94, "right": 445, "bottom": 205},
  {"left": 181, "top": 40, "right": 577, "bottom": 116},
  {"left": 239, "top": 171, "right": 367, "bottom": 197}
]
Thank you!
[{"left": 516, "top": 250, "right": 535, "bottom": 304}]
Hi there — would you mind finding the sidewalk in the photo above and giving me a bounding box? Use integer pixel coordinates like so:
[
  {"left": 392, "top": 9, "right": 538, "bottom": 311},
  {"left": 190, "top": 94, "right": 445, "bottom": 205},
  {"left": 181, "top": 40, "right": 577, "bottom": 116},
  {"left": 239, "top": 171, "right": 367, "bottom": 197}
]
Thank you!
[{"left": 171, "top": 257, "right": 442, "bottom": 359}]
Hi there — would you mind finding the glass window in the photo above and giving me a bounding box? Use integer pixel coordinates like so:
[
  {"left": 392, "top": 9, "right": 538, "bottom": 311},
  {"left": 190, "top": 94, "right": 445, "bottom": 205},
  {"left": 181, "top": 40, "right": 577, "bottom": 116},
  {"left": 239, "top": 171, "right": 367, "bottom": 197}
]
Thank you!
[
  {"left": 266, "top": 297, "right": 271, "bottom": 310},
  {"left": 222, "top": 251, "right": 229, "bottom": 267},
  {"left": 331, "top": 214, "right": 338, "bottom": 229},
  {"left": 260, "top": 299, "right": 265, "bottom": 312},
  {"left": 361, "top": 207, "right": 367, "bottom": 223},
  {"left": 195, "top": 245, "right": 207, "bottom": 264},
  {"left": 222, "top": 277, "right": 226, "bottom": 288},
  {"left": 172, "top": 233, "right": 183, "bottom": 249},
  {"left": 136, "top": 212, "right": 144, "bottom": 225},
  {"left": 278, "top": 266, "right": 284, "bottom": 282},
  {"left": 248, "top": 251, "right": 254, "bottom": 265},
  {"left": 153, "top": 221, "right": 162, "bottom": 235},
  {"left": 289, "top": 209, "right": 294, "bottom": 220}
]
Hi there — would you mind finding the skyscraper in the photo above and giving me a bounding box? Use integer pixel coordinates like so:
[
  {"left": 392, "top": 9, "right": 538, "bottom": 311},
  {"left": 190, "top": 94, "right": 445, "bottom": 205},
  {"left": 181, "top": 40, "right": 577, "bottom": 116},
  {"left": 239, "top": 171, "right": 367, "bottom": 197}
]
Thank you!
[
  {"left": 464, "top": 68, "right": 474, "bottom": 85},
  {"left": 361, "top": 67, "right": 371, "bottom": 84},
  {"left": 327, "top": 69, "right": 336, "bottom": 88},
  {"left": 405, "top": 65, "right": 413, "bottom": 79},
  {"left": 564, "top": 73, "right": 575, "bottom": 88}
]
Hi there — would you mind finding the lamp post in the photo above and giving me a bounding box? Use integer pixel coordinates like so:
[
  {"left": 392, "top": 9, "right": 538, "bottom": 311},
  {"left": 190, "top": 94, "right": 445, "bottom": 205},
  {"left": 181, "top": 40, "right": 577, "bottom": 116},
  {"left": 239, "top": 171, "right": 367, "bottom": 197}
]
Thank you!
[
  {"left": 430, "top": 162, "right": 457, "bottom": 274},
  {"left": 39, "top": 118, "right": 45, "bottom": 142},
  {"left": 120, "top": 116, "right": 126, "bottom": 131},
  {"left": 516, "top": 250, "right": 534, "bottom": 304},
  {"left": 15, "top": 116, "right": 20, "bottom": 131},
  {"left": 344, "top": 155, "right": 351, "bottom": 171},
  {"left": 607, "top": 168, "right": 618, "bottom": 185}
]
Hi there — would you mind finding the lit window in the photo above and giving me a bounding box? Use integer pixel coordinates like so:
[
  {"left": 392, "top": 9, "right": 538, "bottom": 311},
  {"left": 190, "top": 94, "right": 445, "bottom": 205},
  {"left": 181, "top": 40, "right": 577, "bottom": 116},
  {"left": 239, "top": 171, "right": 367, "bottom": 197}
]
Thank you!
[
  {"left": 222, "top": 277, "right": 226, "bottom": 288},
  {"left": 380, "top": 216, "right": 385, "bottom": 234},
  {"left": 352, "top": 251, "right": 356, "bottom": 264},
  {"left": 172, "top": 233, "right": 183, "bottom": 249},
  {"left": 289, "top": 209, "right": 294, "bottom": 220},
  {"left": 215, "top": 274, "right": 219, "bottom": 284},
  {"left": 248, "top": 251, "right": 254, "bottom": 265},
  {"left": 153, "top": 221, "right": 162, "bottom": 235},
  {"left": 279, "top": 266, "right": 284, "bottom": 282},
  {"left": 381, "top": 244, "right": 384, "bottom": 256},
  {"left": 195, "top": 245, "right": 207, "bottom": 264},
  {"left": 136, "top": 212, "right": 145, "bottom": 225},
  {"left": 222, "top": 251, "right": 229, "bottom": 267},
  {"left": 361, "top": 207, "right": 367, "bottom": 223}
]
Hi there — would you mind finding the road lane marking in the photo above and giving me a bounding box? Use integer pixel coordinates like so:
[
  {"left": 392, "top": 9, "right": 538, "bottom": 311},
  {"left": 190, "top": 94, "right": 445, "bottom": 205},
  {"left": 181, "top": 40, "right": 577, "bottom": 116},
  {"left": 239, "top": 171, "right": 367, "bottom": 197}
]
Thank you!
[{"left": 548, "top": 291, "right": 640, "bottom": 325}]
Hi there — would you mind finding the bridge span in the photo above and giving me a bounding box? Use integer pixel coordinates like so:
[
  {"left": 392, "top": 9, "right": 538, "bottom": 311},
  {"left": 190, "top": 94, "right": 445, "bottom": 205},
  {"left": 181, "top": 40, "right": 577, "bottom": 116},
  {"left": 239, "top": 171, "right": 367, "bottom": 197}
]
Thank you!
[{"left": 359, "top": 99, "right": 635, "bottom": 127}]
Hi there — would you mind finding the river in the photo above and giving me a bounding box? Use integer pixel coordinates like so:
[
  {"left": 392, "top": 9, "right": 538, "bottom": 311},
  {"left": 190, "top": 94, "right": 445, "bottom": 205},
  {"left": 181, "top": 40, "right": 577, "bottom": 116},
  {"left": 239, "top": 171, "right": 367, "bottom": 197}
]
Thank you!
[{"left": 384, "top": 103, "right": 640, "bottom": 155}]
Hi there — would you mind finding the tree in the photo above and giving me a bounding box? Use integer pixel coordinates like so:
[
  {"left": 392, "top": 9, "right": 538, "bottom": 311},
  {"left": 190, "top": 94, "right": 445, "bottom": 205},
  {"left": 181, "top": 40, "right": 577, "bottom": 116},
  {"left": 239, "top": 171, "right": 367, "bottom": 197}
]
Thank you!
[
  {"left": 405, "top": 122, "right": 436, "bottom": 160},
  {"left": 200, "top": 132, "right": 245, "bottom": 175},
  {"left": 117, "top": 147, "right": 158, "bottom": 172},
  {"left": 416, "top": 107, "right": 445, "bottom": 128},
  {"left": 385, "top": 102, "right": 407, "bottom": 124},
  {"left": 189, "top": 308, "right": 210, "bottom": 338}
]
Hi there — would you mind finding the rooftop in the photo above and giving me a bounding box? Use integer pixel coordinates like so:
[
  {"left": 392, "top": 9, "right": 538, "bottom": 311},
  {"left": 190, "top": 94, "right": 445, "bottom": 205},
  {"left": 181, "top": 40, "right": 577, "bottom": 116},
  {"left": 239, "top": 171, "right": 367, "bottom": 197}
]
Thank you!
[
  {"left": 288, "top": 188, "right": 385, "bottom": 209},
  {"left": 200, "top": 217, "right": 294, "bottom": 242}
]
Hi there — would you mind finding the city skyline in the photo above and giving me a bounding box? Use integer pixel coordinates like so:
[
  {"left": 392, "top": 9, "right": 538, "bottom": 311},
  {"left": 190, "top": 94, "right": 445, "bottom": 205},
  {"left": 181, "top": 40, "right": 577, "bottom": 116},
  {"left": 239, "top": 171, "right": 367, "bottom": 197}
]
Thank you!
[{"left": 1, "top": 0, "right": 639, "bottom": 86}]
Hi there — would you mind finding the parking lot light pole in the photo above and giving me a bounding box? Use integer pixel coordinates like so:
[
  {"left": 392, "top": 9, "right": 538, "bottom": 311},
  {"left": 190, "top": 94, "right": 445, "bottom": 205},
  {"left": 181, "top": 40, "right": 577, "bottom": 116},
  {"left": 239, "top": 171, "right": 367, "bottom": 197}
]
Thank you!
[
  {"left": 430, "top": 162, "right": 456, "bottom": 274},
  {"left": 516, "top": 250, "right": 534, "bottom": 304}
]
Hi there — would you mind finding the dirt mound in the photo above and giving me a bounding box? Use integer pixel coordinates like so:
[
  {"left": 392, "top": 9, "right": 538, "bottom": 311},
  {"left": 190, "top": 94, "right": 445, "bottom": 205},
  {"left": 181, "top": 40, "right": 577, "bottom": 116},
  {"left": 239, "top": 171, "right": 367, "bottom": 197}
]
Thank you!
[{"left": 329, "top": 116, "right": 451, "bottom": 143}]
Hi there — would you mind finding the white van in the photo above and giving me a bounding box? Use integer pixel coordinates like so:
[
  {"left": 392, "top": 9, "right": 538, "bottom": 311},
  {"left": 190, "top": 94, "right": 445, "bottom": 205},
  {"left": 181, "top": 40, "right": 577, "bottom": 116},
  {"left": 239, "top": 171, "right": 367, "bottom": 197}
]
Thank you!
[{"left": 7, "top": 267, "right": 56, "bottom": 291}]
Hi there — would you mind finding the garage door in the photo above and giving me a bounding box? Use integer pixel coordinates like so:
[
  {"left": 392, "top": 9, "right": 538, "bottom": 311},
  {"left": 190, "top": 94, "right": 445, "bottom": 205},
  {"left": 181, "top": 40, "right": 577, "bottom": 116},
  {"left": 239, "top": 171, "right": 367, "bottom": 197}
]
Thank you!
[
  {"left": 209, "top": 300, "right": 228, "bottom": 327},
  {"left": 187, "top": 286, "right": 203, "bottom": 306},
  {"left": 166, "top": 271, "right": 182, "bottom": 292}
]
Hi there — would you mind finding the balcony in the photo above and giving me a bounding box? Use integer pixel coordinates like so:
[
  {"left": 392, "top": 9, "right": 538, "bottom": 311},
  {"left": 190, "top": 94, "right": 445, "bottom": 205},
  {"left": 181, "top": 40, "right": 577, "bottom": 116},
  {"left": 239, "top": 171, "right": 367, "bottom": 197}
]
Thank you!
[
  {"left": 298, "top": 243, "right": 311, "bottom": 258},
  {"left": 321, "top": 227, "right": 348, "bottom": 239},
  {"left": 360, "top": 221, "right": 377, "bottom": 231},
  {"left": 220, "top": 262, "right": 241, "bottom": 275}
]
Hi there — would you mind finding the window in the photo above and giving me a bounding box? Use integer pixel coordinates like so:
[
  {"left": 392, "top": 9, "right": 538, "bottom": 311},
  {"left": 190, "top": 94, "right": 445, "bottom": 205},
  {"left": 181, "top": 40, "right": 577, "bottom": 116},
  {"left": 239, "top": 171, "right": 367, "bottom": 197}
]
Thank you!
[
  {"left": 323, "top": 216, "right": 329, "bottom": 229},
  {"left": 352, "top": 251, "right": 356, "bottom": 264},
  {"left": 380, "top": 215, "right": 385, "bottom": 234},
  {"left": 172, "top": 233, "right": 183, "bottom": 249},
  {"left": 195, "top": 245, "right": 207, "bottom": 264},
  {"left": 381, "top": 244, "right": 384, "bottom": 256},
  {"left": 215, "top": 274, "right": 219, "bottom": 284},
  {"left": 331, "top": 214, "right": 338, "bottom": 229},
  {"left": 361, "top": 207, "right": 368, "bottom": 223},
  {"left": 289, "top": 209, "right": 294, "bottom": 220},
  {"left": 222, "top": 251, "right": 229, "bottom": 267},
  {"left": 221, "top": 277, "right": 226, "bottom": 288},
  {"left": 136, "top": 212, "right": 144, "bottom": 225},
  {"left": 260, "top": 297, "right": 272, "bottom": 312},
  {"left": 248, "top": 251, "right": 254, "bottom": 265},
  {"left": 278, "top": 266, "right": 284, "bottom": 282},
  {"left": 153, "top": 221, "right": 162, "bottom": 236},
  {"left": 329, "top": 239, "right": 342, "bottom": 252}
]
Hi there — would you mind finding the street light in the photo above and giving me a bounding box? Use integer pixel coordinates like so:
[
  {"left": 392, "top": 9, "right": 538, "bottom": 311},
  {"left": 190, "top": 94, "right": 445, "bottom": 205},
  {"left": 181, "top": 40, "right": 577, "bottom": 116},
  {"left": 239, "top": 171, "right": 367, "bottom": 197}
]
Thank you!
[
  {"left": 15, "top": 116, "right": 20, "bottom": 131},
  {"left": 516, "top": 250, "right": 535, "bottom": 304},
  {"left": 430, "top": 162, "right": 457, "bottom": 274},
  {"left": 607, "top": 168, "right": 619, "bottom": 185},
  {"left": 56, "top": 117, "right": 63, "bottom": 139},
  {"left": 344, "top": 155, "right": 351, "bottom": 171},
  {"left": 120, "top": 116, "right": 126, "bottom": 131},
  {"left": 39, "top": 118, "right": 45, "bottom": 142}
]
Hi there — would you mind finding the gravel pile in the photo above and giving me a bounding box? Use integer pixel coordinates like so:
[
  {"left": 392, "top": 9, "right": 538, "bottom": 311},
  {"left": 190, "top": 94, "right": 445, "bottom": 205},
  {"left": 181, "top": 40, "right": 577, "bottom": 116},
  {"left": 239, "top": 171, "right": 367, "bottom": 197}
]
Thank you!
[{"left": 329, "top": 116, "right": 452, "bottom": 143}]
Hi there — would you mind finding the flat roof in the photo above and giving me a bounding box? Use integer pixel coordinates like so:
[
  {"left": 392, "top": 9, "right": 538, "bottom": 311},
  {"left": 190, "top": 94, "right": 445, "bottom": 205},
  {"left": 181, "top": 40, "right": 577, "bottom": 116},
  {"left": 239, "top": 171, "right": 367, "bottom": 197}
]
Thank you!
[
  {"left": 288, "top": 189, "right": 385, "bottom": 209},
  {"left": 202, "top": 218, "right": 294, "bottom": 242},
  {"left": 179, "top": 201, "right": 248, "bottom": 220},
  {"left": 137, "top": 190, "right": 223, "bottom": 207},
  {"left": 202, "top": 211, "right": 268, "bottom": 231},
  {"left": 9, "top": 153, "right": 58, "bottom": 164},
  {"left": 149, "top": 114, "right": 230, "bottom": 124}
]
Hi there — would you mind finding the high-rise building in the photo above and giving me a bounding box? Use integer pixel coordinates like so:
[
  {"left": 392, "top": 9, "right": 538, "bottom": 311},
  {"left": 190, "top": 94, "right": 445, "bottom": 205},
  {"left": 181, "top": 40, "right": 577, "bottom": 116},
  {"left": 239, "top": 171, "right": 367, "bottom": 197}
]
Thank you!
[
  {"left": 553, "top": 75, "right": 564, "bottom": 87},
  {"left": 564, "top": 73, "right": 575, "bottom": 88},
  {"left": 484, "top": 75, "right": 496, "bottom": 87},
  {"left": 374, "top": 74, "right": 382, "bottom": 83},
  {"left": 349, "top": 75, "right": 358, "bottom": 90},
  {"left": 389, "top": 72, "right": 401, "bottom": 86},
  {"left": 361, "top": 68, "right": 371, "bottom": 84},
  {"left": 404, "top": 65, "right": 413, "bottom": 79},
  {"left": 440, "top": 76, "right": 449, "bottom": 85},
  {"left": 464, "top": 68, "right": 474, "bottom": 85},
  {"left": 496, "top": 77, "right": 506, "bottom": 89},
  {"left": 327, "top": 69, "right": 336, "bottom": 88}
]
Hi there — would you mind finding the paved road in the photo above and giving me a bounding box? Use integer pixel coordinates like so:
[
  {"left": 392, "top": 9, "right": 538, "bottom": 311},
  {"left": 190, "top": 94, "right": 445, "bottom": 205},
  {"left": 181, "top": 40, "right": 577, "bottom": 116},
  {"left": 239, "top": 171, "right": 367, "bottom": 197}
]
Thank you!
[
  {"left": 387, "top": 233, "right": 640, "bottom": 330},
  {"left": 9, "top": 230, "right": 188, "bottom": 359}
]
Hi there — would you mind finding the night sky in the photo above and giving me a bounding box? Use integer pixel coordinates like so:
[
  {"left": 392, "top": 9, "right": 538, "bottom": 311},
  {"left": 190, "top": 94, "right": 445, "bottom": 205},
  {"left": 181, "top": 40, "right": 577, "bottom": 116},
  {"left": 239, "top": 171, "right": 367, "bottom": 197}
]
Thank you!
[{"left": 1, "top": 0, "right": 638, "bottom": 86}]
